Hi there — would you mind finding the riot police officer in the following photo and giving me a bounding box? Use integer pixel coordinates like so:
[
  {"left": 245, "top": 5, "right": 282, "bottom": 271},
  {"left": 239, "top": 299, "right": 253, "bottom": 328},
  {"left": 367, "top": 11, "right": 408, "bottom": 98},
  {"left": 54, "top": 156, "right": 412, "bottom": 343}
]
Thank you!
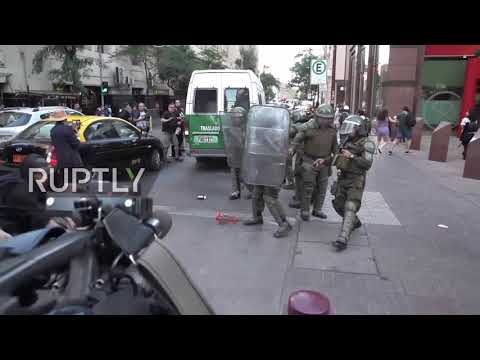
[
  {"left": 242, "top": 105, "right": 292, "bottom": 238},
  {"left": 331, "top": 116, "right": 375, "bottom": 251},
  {"left": 223, "top": 106, "right": 247, "bottom": 200},
  {"left": 286, "top": 108, "right": 312, "bottom": 207},
  {"left": 283, "top": 108, "right": 308, "bottom": 191},
  {"left": 289, "top": 104, "right": 337, "bottom": 221}
]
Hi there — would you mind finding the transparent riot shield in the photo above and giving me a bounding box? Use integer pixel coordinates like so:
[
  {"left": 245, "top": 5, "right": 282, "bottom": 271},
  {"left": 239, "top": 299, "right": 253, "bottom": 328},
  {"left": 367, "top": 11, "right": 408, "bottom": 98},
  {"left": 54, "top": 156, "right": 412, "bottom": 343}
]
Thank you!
[
  {"left": 242, "top": 105, "right": 290, "bottom": 187},
  {"left": 222, "top": 107, "right": 246, "bottom": 168}
]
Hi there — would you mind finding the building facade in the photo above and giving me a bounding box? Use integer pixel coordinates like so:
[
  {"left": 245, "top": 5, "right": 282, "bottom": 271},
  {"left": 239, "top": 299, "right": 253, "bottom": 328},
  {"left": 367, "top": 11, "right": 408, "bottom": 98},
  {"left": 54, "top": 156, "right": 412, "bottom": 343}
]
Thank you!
[
  {"left": 0, "top": 45, "right": 173, "bottom": 114},
  {"left": 380, "top": 45, "right": 480, "bottom": 129}
]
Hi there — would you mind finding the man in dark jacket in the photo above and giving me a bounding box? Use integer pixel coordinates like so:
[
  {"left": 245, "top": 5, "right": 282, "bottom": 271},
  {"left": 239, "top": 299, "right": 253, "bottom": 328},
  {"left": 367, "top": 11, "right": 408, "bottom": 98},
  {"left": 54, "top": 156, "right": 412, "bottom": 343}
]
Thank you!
[{"left": 50, "top": 110, "right": 84, "bottom": 186}]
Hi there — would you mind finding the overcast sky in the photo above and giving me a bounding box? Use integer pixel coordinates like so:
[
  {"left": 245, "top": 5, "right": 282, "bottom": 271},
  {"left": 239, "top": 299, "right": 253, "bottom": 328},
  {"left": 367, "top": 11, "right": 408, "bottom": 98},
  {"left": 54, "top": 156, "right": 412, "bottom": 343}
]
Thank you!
[
  {"left": 258, "top": 45, "right": 391, "bottom": 84},
  {"left": 258, "top": 45, "right": 327, "bottom": 84}
]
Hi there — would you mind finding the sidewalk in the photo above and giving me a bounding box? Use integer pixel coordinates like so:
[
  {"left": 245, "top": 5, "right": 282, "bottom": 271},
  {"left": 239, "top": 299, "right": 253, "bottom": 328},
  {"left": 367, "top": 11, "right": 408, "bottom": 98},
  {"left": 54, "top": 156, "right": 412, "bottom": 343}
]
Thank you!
[
  {"left": 148, "top": 136, "right": 480, "bottom": 314},
  {"left": 282, "top": 135, "right": 480, "bottom": 314}
]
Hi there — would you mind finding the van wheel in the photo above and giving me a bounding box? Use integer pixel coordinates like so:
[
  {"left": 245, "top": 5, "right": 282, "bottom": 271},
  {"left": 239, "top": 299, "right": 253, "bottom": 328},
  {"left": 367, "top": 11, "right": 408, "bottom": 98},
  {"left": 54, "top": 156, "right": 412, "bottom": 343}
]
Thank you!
[{"left": 145, "top": 149, "right": 162, "bottom": 171}]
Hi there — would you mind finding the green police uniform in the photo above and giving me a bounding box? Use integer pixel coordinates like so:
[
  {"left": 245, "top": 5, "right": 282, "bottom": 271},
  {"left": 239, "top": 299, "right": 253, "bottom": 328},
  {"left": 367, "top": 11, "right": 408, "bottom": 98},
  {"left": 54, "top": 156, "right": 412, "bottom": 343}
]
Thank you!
[
  {"left": 243, "top": 185, "right": 291, "bottom": 237},
  {"left": 224, "top": 106, "right": 252, "bottom": 200},
  {"left": 290, "top": 104, "right": 337, "bottom": 221},
  {"left": 287, "top": 115, "right": 315, "bottom": 208},
  {"left": 331, "top": 117, "right": 375, "bottom": 251}
]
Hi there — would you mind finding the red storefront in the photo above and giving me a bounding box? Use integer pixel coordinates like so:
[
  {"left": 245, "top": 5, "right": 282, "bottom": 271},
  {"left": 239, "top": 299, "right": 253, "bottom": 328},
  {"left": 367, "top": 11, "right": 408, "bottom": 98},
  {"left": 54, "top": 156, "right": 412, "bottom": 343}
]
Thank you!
[{"left": 425, "top": 45, "right": 480, "bottom": 132}]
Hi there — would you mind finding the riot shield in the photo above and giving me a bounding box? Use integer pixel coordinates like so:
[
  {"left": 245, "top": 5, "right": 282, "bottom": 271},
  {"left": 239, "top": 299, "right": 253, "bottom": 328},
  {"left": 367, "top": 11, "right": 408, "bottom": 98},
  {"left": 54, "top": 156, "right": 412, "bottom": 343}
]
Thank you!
[
  {"left": 242, "top": 105, "right": 290, "bottom": 187},
  {"left": 222, "top": 107, "right": 246, "bottom": 168}
]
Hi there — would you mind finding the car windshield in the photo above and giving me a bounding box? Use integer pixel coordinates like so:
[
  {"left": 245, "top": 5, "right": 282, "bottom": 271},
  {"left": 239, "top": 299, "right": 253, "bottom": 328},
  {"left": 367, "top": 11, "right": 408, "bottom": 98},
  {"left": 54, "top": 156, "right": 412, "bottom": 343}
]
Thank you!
[
  {"left": 0, "top": 111, "right": 32, "bottom": 128},
  {"left": 16, "top": 121, "right": 56, "bottom": 141}
]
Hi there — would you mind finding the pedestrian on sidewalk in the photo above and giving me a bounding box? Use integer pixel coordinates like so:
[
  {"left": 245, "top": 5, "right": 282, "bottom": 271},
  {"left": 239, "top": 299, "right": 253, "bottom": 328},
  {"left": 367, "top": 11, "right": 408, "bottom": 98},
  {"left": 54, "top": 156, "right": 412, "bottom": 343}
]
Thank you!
[
  {"left": 172, "top": 99, "right": 185, "bottom": 158},
  {"left": 461, "top": 117, "right": 478, "bottom": 159},
  {"left": 388, "top": 106, "right": 414, "bottom": 155},
  {"left": 132, "top": 102, "right": 150, "bottom": 133},
  {"left": 160, "top": 103, "right": 182, "bottom": 162},
  {"left": 460, "top": 111, "right": 471, "bottom": 136},
  {"left": 373, "top": 108, "right": 391, "bottom": 153},
  {"left": 118, "top": 103, "right": 132, "bottom": 122}
]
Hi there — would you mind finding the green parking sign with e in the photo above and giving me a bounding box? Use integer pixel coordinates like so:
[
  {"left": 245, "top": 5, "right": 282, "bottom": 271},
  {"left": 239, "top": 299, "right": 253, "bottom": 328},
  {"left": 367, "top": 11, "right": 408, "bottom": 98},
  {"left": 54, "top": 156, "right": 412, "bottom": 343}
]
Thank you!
[{"left": 310, "top": 59, "right": 327, "bottom": 85}]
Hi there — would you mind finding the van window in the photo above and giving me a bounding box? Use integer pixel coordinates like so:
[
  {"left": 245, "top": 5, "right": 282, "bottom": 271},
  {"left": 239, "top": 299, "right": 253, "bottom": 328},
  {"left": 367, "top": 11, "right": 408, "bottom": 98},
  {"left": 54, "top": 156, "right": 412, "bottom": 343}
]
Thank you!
[
  {"left": 194, "top": 89, "right": 218, "bottom": 113},
  {"left": 224, "top": 88, "right": 250, "bottom": 112}
]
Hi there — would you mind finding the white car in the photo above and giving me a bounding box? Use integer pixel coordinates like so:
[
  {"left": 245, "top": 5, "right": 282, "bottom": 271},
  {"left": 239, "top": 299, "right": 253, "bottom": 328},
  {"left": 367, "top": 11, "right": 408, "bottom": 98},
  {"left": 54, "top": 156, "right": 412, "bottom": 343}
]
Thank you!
[{"left": 0, "top": 106, "right": 84, "bottom": 143}]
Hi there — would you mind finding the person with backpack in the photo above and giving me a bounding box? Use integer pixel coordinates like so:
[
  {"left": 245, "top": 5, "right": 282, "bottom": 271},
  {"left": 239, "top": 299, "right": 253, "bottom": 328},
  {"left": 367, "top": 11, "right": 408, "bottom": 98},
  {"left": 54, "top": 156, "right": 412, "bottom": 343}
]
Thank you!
[{"left": 388, "top": 106, "right": 415, "bottom": 155}]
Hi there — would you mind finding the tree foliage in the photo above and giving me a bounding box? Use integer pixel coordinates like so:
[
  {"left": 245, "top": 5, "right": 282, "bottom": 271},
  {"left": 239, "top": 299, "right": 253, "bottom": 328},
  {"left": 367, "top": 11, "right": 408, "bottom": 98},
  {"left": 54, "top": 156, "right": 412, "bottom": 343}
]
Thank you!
[
  {"left": 198, "top": 47, "right": 227, "bottom": 69},
  {"left": 155, "top": 45, "right": 203, "bottom": 98},
  {"left": 32, "top": 45, "right": 93, "bottom": 92},
  {"left": 238, "top": 46, "right": 258, "bottom": 74},
  {"left": 260, "top": 72, "right": 280, "bottom": 102},
  {"left": 288, "top": 48, "right": 319, "bottom": 100}
]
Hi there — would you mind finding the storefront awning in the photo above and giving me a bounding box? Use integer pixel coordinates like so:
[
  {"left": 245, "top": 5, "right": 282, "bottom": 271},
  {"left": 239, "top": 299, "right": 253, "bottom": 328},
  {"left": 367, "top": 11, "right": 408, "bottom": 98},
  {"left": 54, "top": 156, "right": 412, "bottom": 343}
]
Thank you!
[{"left": 14, "top": 90, "right": 81, "bottom": 99}]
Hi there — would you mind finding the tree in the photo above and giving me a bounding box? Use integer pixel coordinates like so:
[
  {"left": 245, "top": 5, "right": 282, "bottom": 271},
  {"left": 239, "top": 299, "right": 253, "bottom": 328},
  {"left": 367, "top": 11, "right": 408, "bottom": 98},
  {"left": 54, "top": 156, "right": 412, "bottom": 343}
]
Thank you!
[
  {"left": 288, "top": 48, "right": 319, "bottom": 100},
  {"left": 238, "top": 46, "right": 258, "bottom": 74},
  {"left": 260, "top": 72, "right": 280, "bottom": 102},
  {"left": 32, "top": 45, "right": 93, "bottom": 92},
  {"left": 113, "top": 45, "right": 156, "bottom": 105},
  {"left": 198, "top": 47, "right": 227, "bottom": 69},
  {"left": 155, "top": 45, "right": 203, "bottom": 99}
]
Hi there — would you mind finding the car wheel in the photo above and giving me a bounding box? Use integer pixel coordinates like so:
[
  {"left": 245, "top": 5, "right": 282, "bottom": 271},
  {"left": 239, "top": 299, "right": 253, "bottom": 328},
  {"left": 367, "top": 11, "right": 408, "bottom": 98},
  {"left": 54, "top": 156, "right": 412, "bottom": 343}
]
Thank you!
[{"left": 146, "top": 149, "right": 162, "bottom": 171}]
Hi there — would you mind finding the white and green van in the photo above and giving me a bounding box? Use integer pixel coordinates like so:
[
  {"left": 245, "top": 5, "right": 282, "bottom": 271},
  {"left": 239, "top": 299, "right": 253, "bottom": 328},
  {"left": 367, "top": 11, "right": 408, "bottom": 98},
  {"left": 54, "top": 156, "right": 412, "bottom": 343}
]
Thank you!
[{"left": 186, "top": 69, "right": 265, "bottom": 160}]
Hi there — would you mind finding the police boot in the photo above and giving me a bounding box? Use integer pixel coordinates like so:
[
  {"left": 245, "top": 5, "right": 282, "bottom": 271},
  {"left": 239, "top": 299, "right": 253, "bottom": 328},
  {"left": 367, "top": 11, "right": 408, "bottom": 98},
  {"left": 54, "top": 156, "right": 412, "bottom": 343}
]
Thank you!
[
  {"left": 229, "top": 191, "right": 240, "bottom": 200},
  {"left": 300, "top": 192, "right": 311, "bottom": 222},
  {"left": 282, "top": 181, "right": 295, "bottom": 190},
  {"left": 354, "top": 216, "right": 362, "bottom": 230},
  {"left": 312, "top": 179, "right": 328, "bottom": 219},
  {"left": 332, "top": 208, "right": 357, "bottom": 252},
  {"left": 274, "top": 220, "right": 292, "bottom": 238},
  {"left": 289, "top": 193, "right": 301, "bottom": 208},
  {"left": 243, "top": 201, "right": 263, "bottom": 225}
]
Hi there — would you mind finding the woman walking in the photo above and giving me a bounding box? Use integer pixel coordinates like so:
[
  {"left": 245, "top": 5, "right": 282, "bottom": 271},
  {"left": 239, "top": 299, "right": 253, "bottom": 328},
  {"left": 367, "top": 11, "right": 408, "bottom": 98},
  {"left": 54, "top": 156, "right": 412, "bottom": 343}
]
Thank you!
[
  {"left": 374, "top": 108, "right": 392, "bottom": 153},
  {"left": 388, "top": 106, "right": 413, "bottom": 155}
]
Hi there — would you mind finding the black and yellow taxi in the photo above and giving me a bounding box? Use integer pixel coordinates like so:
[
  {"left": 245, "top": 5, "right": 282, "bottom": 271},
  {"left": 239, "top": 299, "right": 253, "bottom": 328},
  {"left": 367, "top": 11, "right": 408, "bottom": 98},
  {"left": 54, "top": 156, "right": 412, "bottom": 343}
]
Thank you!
[{"left": 0, "top": 115, "right": 165, "bottom": 172}]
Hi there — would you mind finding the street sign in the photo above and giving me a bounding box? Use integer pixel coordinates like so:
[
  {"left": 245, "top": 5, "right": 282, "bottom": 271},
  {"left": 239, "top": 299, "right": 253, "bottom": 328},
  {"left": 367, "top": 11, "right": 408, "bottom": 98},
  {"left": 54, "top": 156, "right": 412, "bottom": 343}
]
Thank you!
[{"left": 310, "top": 59, "right": 327, "bottom": 87}]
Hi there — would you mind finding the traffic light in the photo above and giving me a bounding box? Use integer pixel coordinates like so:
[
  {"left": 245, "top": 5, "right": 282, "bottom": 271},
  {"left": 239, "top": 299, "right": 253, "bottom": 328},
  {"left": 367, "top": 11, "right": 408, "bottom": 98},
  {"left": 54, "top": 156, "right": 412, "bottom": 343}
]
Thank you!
[{"left": 101, "top": 81, "right": 109, "bottom": 94}]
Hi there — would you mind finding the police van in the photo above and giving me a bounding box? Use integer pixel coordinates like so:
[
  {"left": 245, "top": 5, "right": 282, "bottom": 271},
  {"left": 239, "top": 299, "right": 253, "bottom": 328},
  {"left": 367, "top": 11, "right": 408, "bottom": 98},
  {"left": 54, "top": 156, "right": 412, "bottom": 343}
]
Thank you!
[{"left": 185, "top": 70, "right": 265, "bottom": 161}]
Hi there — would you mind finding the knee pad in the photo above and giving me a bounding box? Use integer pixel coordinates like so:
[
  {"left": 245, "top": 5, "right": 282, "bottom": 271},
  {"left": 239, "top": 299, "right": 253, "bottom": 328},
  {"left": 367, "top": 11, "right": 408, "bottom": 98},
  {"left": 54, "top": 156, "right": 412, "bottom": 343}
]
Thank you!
[{"left": 344, "top": 200, "right": 359, "bottom": 213}]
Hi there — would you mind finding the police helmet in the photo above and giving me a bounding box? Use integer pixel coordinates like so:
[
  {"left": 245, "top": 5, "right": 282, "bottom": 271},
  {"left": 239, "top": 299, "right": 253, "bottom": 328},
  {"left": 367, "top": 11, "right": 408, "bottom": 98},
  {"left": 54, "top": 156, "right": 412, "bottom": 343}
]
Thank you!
[
  {"left": 339, "top": 115, "right": 368, "bottom": 138},
  {"left": 314, "top": 104, "right": 335, "bottom": 119}
]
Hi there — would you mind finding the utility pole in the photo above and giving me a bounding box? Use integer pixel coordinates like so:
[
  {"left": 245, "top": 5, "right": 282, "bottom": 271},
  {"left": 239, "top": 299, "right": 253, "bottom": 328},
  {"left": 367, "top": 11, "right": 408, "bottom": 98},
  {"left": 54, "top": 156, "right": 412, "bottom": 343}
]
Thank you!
[
  {"left": 98, "top": 46, "right": 104, "bottom": 107},
  {"left": 331, "top": 45, "right": 337, "bottom": 106},
  {"left": 365, "top": 45, "right": 376, "bottom": 117}
]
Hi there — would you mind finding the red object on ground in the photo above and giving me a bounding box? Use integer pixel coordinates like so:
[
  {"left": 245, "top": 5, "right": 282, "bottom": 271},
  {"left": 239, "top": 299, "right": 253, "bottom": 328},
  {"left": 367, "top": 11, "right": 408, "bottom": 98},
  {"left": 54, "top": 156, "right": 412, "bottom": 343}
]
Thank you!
[
  {"left": 215, "top": 210, "right": 239, "bottom": 225},
  {"left": 288, "top": 290, "right": 332, "bottom": 315}
]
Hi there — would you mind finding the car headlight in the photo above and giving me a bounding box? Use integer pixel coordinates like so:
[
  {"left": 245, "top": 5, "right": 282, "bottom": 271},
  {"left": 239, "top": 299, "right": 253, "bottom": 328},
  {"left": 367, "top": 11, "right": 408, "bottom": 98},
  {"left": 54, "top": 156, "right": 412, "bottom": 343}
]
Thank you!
[{"left": 184, "top": 130, "right": 189, "bottom": 136}]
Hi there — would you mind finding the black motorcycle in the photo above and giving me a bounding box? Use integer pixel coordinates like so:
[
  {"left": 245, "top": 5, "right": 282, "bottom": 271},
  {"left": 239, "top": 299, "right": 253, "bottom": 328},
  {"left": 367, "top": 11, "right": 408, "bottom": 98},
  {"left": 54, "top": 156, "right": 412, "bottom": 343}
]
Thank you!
[{"left": 0, "top": 194, "right": 214, "bottom": 315}]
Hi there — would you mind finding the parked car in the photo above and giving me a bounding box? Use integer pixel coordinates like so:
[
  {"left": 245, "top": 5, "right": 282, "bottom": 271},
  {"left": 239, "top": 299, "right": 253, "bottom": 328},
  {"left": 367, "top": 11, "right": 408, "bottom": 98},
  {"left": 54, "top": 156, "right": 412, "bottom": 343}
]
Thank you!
[
  {"left": 0, "top": 116, "right": 165, "bottom": 173},
  {"left": 0, "top": 107, "right": 85, "bottom": 144}
]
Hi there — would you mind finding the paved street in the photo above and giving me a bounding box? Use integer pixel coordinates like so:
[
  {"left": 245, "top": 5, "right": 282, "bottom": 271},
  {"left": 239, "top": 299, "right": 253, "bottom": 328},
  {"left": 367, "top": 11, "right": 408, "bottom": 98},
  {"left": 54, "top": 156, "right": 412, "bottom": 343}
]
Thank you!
[{"left": 144, "top": 128, "right": 480, "bottom": 315}]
